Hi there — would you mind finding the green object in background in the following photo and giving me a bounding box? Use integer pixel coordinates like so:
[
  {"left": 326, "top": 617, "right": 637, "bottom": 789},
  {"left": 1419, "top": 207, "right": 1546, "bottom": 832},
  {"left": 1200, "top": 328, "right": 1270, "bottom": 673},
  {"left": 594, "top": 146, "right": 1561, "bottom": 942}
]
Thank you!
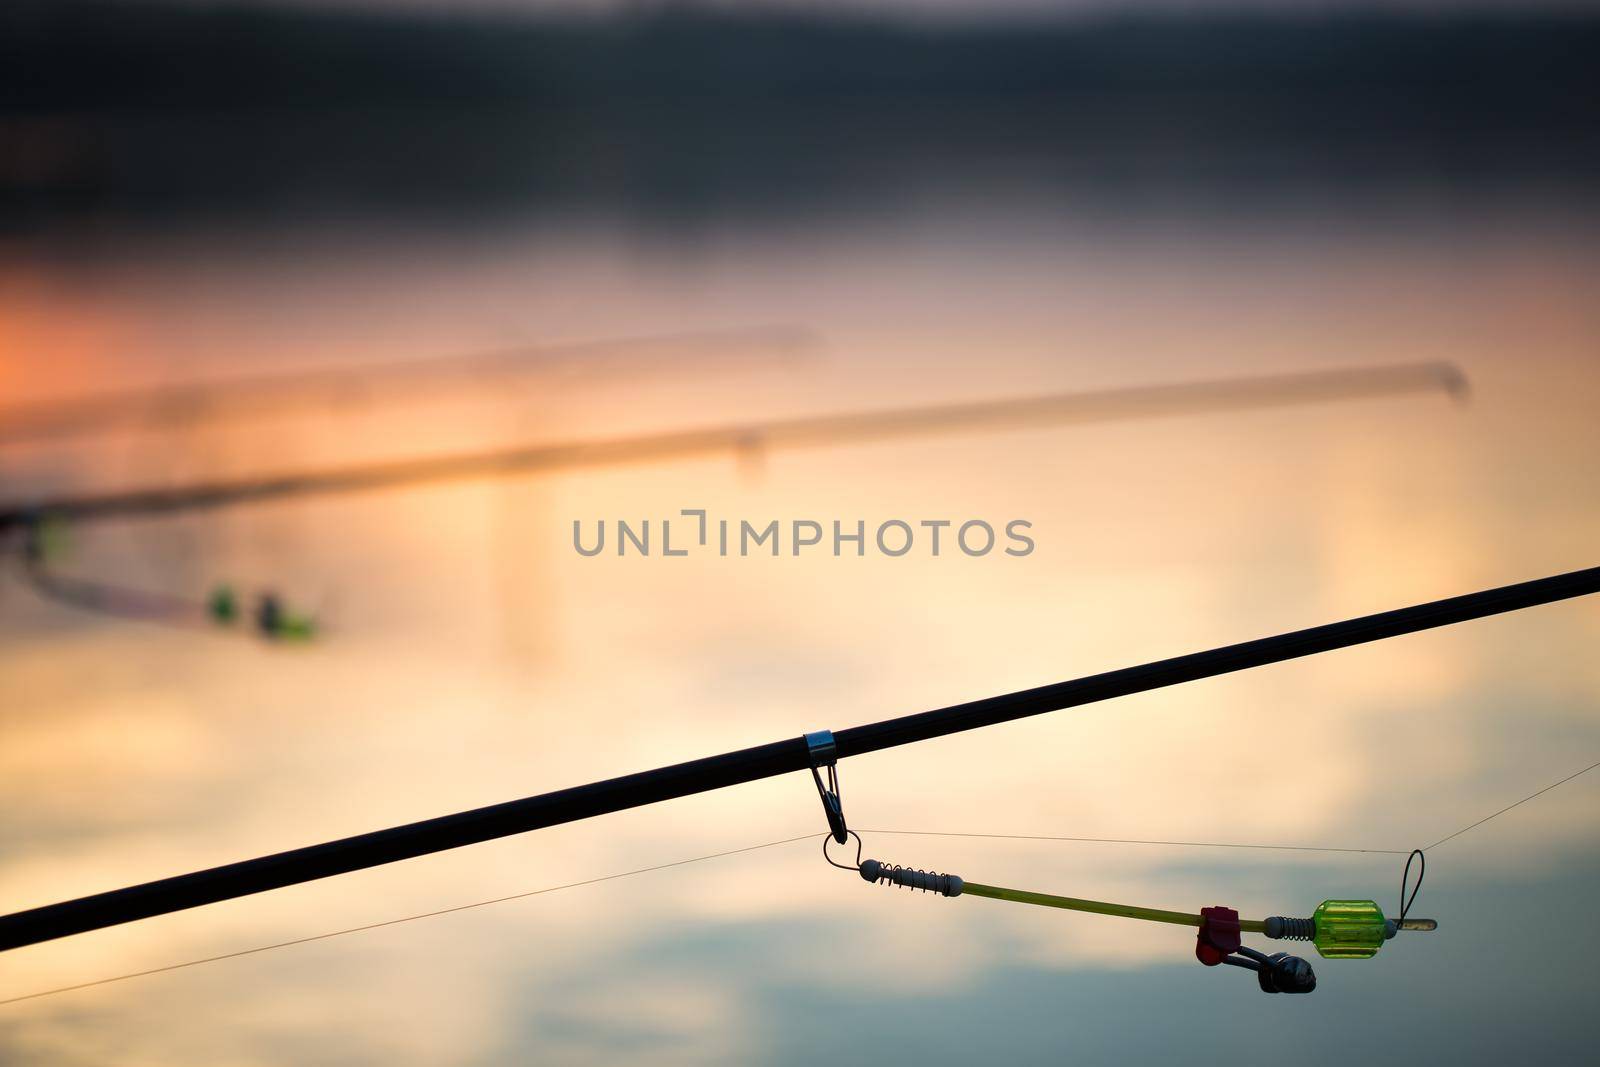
[
  {"left": 27, "top": 515, "right": 72, "bottom": 562},
  {"left": 273, "top": 613, "right": 318, "bottom": 641},
  {"left": 256, "top": 592, "right": 317, "bottom": 641},
  {"left": 1311, "top": 899, "right": 1390, "bottom": 959},
  {"left": 208, "top": 585, "right": 239, "bottom": 625},
  {"left": 210, "top": 585, "right": 317, "bottom": 640}
]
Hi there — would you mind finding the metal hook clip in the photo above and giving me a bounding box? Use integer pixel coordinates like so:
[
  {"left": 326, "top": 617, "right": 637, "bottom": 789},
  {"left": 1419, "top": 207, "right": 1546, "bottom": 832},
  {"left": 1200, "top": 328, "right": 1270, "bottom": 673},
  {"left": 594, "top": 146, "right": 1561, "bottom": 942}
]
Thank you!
[{"left": 804, "top": 730, "right": 848, "bottom": 844}]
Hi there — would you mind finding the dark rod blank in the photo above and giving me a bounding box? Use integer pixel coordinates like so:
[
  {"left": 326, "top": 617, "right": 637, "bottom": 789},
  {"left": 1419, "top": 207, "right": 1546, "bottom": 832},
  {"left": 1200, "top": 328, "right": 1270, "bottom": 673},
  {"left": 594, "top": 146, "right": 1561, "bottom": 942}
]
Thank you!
[
  {"left": 0, "top": 563, "right": 1594, "bottom": 953},
  {"left": 0, "top": 362, "right": 1463, "bottom": 532},
  {"left": 0, "top": 326, "right": 819, "bottom": 447}
]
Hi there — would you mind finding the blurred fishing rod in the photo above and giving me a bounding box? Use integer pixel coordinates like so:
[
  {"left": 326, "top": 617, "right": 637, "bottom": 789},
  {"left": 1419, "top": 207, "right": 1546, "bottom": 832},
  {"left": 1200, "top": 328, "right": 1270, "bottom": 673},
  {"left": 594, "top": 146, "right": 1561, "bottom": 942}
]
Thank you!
[
  {"left": 13, "top": 529, "right": 315, "bottom": 641},
  {"left": 0, "top": 361, "right": 1466, "bottom": 533},
  {"left": 1, "top": 324, "right": 815, "bottom": 638},
  {"left": 0, "top": 561, "right": 1590, "bottom": 952},
  {"left": 0, "top": 325, "right": 819, "bottom": 447}
]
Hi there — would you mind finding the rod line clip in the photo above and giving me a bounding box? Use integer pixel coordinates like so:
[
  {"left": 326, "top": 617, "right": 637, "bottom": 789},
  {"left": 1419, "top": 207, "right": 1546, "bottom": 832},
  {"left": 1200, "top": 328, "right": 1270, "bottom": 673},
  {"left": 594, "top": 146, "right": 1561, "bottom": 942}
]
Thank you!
[{"left": 804, "top": 730, "right": 848, "bottom": 844}]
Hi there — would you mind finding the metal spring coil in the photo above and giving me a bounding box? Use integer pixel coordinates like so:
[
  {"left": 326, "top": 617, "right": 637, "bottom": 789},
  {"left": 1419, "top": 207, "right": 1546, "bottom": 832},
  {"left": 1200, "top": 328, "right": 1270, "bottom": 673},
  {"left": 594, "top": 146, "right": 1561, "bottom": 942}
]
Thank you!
[
  {"left": 1264, "top": 916, "right": 1315, "bottom": 940},
  {"left": 858, "top": 859, "right": 964, "bottom": 897}
]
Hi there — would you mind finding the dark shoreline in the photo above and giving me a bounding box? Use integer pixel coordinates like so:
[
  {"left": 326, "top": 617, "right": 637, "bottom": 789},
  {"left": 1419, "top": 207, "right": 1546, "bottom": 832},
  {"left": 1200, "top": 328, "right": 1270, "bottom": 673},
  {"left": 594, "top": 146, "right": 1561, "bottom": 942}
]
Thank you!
[{"left": 4, "top": 5, "right": 1597, "bottom": 228}]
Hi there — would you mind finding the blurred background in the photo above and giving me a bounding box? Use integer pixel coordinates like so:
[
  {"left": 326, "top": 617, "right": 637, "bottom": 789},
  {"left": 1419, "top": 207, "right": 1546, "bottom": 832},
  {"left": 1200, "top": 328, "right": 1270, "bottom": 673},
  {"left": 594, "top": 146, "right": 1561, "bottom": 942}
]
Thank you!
[{"left": 2, "top": 1, "right": 1598, "bottom": 1063}]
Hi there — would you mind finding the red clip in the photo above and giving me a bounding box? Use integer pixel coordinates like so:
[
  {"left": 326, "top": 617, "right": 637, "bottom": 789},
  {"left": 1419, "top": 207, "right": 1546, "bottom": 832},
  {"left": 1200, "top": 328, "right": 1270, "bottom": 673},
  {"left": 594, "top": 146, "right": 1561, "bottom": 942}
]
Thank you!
[{"left": 1195, "top": 905, "right": 1241, "bottom": 966}]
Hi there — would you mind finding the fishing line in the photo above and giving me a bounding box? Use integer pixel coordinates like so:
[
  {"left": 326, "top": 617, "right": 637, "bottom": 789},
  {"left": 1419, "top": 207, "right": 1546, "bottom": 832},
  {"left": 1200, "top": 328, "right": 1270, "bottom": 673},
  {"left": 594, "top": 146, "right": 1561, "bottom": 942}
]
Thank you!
[
  {"left": 1423, "top": 757, "right": 1600, "bottom": 851},
  {"left": 838, "top": 761, "right": 1597, "bottom": 993},
  {"left": 857, "top": 830, "right": 1409, "bottom": 855},
  {"left": 0, "top": 833, "right": 824, "bottom": 1008},
  {"left": 4, "top": 756, "right": 1592, "bottom": 1008},
  {"left": 16, "top": 552, "right": 214, "bottom": 631}
]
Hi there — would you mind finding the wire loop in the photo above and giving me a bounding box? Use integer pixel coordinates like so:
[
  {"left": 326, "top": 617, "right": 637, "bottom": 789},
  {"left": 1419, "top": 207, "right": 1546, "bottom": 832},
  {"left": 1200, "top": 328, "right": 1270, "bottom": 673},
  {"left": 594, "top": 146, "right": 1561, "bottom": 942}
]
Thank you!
[
  {"left": 823, "top": 830, "right": 864, "bottom": 872},
  {"left": 1399, "top": 848, "right": 1425, "bottom": 925}
]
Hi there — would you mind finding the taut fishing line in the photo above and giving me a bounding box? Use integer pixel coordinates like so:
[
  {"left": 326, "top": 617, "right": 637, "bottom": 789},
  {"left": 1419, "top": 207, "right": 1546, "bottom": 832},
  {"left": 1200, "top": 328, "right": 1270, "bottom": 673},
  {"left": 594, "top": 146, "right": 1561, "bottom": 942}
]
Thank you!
[{"left": 3, "top": 756, "right": 1592, "bottom": 1008}]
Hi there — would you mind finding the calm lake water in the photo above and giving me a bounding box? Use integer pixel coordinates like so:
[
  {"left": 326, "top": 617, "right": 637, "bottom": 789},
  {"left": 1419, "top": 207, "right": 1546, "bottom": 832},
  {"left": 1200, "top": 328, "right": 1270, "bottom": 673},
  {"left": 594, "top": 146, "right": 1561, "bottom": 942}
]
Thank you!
[{"left": 2, "top": 131, "right": 1598, "bottom": 1063}]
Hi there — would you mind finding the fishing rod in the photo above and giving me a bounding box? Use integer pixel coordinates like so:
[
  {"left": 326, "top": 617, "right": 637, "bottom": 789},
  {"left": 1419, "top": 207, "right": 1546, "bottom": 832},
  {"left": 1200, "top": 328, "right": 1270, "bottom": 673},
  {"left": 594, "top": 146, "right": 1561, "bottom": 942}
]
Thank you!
[
  {"left": 2, "top": 324, "right": 815, "bottom": 638},
  {"left": 0, "top": 361, "right": 1464, "bottom": 533},
  {"left": 3, "top": 362, "right": 1464, "bottom": 641},
  {"left": 2, "top": 361, "right": 1464, "bottom": 641},
  {"left": 0, "top": 326, "right": 819, "bottom": 447},
  {"left": 0, "top": 563, "right": 1592, "bottom": 958}
]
